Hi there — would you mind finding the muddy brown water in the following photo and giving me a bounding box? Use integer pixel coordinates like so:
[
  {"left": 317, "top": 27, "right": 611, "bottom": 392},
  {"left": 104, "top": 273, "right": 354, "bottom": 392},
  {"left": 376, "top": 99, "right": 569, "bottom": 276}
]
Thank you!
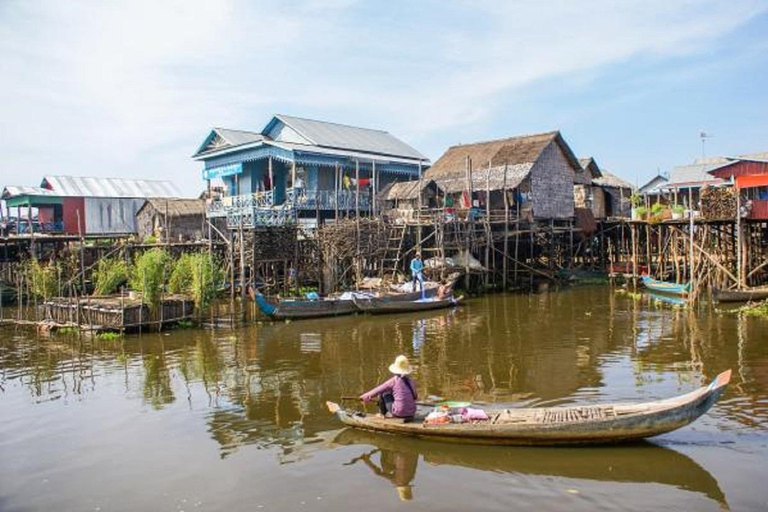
[{"left": 1, "top": 286, "right": 767, "bottom": 511}]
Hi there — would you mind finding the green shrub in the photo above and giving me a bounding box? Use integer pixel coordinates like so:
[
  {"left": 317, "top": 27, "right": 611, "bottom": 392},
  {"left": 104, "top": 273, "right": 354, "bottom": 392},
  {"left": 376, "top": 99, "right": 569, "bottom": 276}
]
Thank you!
[
  {"left": 189, "top": 253, "right": 224, "bottom": 310},
  {"left": 93, "top": 257, "right": 129, "bottom": 295},
  {"left": 27, "top": 259, "right": 59, "bottom": 300},
  {"left": 651, "top": 203, "right": 664, "bottom": 215},
  {"left": 143, "top": 235, "right": 158, "bottom": 244},
  {"left": 129, "top": 248, "right": 170, "bottom": 310},
  {"left": 673, "top": 204, "right": 685, "bottom": 214},
  {"left": 168, "top": 254, "right": 194, "bottom": 294},
  {"left": 633, "top": 206, "right": 648, "bottom": 218}
]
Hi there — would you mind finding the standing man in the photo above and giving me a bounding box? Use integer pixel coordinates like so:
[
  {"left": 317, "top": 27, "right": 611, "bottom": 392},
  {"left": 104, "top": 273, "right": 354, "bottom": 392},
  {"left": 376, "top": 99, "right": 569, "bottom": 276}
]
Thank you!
[{"left": 410, "top": 253, "right": 424, "bottom": 296}]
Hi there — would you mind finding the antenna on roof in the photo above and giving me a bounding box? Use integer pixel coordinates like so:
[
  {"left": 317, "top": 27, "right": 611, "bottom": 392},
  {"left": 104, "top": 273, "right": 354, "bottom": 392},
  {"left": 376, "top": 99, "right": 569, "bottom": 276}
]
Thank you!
[{"left": 699, "top": 131, "right": 714, "bottom": 159}]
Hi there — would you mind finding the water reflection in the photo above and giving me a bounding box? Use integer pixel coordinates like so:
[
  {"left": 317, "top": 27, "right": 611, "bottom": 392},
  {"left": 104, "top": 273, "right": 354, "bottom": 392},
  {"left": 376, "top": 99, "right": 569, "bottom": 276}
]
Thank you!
[
  {"left": 2, "top": 286, "right": 768, "bottom": 509},
  {"left": 332, "top": 428, "right": 729, "bottom": 509}
]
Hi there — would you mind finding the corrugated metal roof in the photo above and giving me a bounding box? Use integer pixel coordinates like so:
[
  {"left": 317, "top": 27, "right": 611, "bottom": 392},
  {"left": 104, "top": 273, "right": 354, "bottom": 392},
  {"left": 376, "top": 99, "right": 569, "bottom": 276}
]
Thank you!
[
  {"left": 215, "top": 128, "right": 264, "bottom": 147},
  {"left": 2, "top": 186, "right": 58, "bottom": 199},
  {"left": 41, "top": 176, "right": 183, "bottom": 198},
  {"left": 273, "top": 114, "right": 428, "bottom": 161},
  {"left": 665, "top": 162, "right": 729, "bottom": 187}
]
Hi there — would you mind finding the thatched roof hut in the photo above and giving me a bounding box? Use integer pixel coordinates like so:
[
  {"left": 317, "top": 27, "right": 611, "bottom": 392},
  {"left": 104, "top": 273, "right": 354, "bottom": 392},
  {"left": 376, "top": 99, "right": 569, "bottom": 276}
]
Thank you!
[
  {"left": 425, "top": 131, "right": 581, "bottom": 219},
  {"left": 136, "top": 198, "right": 206, "bottom": 241}
]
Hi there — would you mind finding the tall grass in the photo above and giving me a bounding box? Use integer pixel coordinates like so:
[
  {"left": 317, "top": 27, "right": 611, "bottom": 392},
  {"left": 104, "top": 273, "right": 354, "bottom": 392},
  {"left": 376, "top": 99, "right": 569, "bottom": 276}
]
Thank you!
[
  {"left": 93, "top": 257, "right": 129, "bottom": 295},
  {"left": 168, "top": 252, "right": 223, "bottom": 309},
  {"left": 27, "top": 259, "right": 59, "bottom": 300},
  {"left": 129, "top": 248, "right": 170, "bottom": 311}
]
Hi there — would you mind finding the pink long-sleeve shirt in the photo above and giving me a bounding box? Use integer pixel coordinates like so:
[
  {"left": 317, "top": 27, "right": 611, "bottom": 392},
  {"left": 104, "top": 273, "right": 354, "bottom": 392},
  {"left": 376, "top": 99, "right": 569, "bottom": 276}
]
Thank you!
[{"left": 360, "top": 375, "right": 417, "bottom": 417}]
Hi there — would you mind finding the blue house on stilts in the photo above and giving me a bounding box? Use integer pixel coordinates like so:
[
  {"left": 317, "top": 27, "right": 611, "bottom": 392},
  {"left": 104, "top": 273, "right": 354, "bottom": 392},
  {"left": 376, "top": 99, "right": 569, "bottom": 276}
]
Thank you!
[{"left": 194, "top": 115, "right": 429, "bottom": 228}]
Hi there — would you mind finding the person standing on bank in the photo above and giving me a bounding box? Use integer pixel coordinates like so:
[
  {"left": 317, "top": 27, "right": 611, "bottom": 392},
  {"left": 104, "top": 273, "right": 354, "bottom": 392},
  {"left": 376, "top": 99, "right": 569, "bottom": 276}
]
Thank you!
[
  {"left": 410, "top": 253, "right": 424, "bottom": 296},
  {"left": 360, "top": 355, "right": 417, "bottom": 419}
]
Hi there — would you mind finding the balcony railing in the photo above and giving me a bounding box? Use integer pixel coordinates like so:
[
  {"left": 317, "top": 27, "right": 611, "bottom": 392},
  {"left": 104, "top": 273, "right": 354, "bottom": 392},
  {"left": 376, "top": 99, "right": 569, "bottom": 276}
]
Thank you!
[{"left": 206, "top": 188, "right": 372, "bottom": 225}]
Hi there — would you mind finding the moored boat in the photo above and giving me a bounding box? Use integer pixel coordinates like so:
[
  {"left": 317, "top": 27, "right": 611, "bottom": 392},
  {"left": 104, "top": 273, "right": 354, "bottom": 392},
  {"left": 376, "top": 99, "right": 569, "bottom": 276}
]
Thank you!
[
  {"left": 713, "top": 286, "right": 768, "bottom": 303},
  {"left": 353, "top": 295, "right": 461, "bottom": 315},
  {"left": 249, "top": 276, "right": 457, "bottom": 320},
  {"left": 640, "top": 275, "right": 691, "bottom": 296},
  {"left": 326, "top": 369, "right": 731, "bottom": 446}
]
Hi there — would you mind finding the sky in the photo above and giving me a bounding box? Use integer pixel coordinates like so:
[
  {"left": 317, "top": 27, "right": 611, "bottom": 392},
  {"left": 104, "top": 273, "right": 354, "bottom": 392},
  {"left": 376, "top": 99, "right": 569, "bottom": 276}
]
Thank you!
[{"left": 1, "top": 0, "right": 767, "bottom": 197}]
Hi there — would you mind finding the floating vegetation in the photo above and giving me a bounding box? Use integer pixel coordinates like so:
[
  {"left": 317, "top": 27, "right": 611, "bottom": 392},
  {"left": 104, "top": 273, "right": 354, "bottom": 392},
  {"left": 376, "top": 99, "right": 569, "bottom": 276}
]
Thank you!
[
  {"left": 736, "top": 300, "right": 768, "bottom": 318},
  {"left": 93, "top": 257, "right": 129, "bottom": 295},
  {"left": 56, "top": 326, "right": 79, "bottom": 335},
  {"left": 96, "top": 331, "right": 123, "bottom": 341},
  {"left": 174, "top": 319, "right": 194, "bottom": 329},
  {"left": 614, "top": 288, "right": 642, "bottom": 301}
]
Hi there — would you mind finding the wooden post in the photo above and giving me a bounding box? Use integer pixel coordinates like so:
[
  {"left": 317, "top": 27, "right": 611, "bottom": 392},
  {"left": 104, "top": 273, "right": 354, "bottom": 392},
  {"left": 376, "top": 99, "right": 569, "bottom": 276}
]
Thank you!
[
  {"left": 372, "top": 160, "right": 377, "bottom": 216},
  {"left": 502, "top": 164, "right": 509, "bottom": 289},
  {"left": 355, "top": 159, "right": 360, "bottom": 220},
  {"left": 464, "top": 156, "right": 472, "bottom": 290},
  {"left": 484, "top": 160, "right": 491, "bottom": 288},
  {"left": 736, "top": 188, "right": 743, "bottom": 289},
  {"left": 688, "top": 187, "right": 694, "bottom": 285},
  {"left": 334, "top": 163, "right": 339, "bottom": 222},
  {"left": 417, "top": 159, "right": 423, "bottom": 251}
]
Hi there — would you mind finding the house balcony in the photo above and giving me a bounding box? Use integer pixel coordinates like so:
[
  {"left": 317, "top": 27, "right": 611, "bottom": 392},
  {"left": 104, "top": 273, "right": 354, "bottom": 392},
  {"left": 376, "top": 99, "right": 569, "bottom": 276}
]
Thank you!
[{"left": 206, "top": 187, "right": 372, "bottom": 228}]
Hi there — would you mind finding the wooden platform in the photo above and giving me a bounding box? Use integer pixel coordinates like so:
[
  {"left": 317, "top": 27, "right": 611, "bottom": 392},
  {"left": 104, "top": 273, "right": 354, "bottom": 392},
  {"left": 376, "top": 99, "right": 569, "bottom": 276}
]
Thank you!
[{"left": 38, "top": 294, "right": 194, "bottom": 331}]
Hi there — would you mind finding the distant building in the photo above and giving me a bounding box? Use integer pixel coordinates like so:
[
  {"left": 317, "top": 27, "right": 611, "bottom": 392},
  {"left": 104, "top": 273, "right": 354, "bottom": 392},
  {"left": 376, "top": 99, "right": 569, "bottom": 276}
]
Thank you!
[
  {"left": 591, "top": 171, "right": 634, "bottom": 218},
  {"left": 424, "top": 131, "right": 581, "bottom": 220},
  {"left": 136, "top": 198, "right": 207, "bottom": 242},
  {"left": 638, "top": 174, "right": 668, "bottom": 202},
  {"left": 575, "top": 157, "right": 602, "bottom": 217},
  {"left": 193, "top": 114, "right": 428, "bottom": 228},
  {"left": 2, "top": 176, "right": 182, "bottom": 235},
  {"left": 707, "top": 153, "right": 768, "bottom": 220},
  {"left": 652, "top": 158, "right": 727, "bottom": 208}
]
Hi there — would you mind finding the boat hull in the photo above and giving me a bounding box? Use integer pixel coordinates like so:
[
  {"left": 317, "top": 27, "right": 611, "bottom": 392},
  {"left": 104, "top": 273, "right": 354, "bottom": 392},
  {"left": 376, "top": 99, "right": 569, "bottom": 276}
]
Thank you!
[
  {"left": 641, "top": 276, "right": 691, "bottom": 296},
  {"left": 713, "top": 286, "right": 768, "bottom": 303},
  {"left": 327, "top": 370, "right": 730, "bottom": 446},
  {"left": 353, "top": 296, "right": 461, "bottom": 315},
  {"left": 254, "top": 282, "right": 450, "bottom": 320}
]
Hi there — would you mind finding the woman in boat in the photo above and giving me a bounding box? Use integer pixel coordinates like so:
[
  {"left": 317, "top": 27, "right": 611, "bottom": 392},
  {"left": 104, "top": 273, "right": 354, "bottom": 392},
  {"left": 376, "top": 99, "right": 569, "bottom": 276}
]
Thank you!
[{"left": 360, "top": 355, "right": 417, "bottom": 419}]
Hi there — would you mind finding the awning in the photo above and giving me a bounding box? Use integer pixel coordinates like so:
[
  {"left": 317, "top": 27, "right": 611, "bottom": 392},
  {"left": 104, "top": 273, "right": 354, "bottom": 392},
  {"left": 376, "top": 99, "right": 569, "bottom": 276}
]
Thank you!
[{"left": 737, "top": 174, "right": 768, "bottom": 189}]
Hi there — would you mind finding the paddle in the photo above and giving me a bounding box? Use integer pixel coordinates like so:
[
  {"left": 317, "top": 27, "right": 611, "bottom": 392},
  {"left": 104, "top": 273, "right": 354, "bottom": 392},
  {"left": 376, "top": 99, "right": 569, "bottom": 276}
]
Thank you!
[{"left": 341, "top": 395, "right": 477, "bottom": 408}]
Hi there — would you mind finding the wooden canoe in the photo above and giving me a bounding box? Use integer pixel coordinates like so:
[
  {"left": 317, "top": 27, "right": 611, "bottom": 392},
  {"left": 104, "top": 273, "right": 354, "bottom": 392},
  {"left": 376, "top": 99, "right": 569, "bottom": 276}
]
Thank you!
[
  {"left": 713, "top": 286, "right": 768, "bottom": 303},
  {"left": 641, "top": 275, "right": 691, "bottom": 296},
  {"left": 326, "top": 369, "right": 731, "bottom": 445},
  {"left": 353, "top": 295, "right": 462, "bottom": 315},
  {"left": 250, "top": 281, "right": 451, "bottom": 320}
]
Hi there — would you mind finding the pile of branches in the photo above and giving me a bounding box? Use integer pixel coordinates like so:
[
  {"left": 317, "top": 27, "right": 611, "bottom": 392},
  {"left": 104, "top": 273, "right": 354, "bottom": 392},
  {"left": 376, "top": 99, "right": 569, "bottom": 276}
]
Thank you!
[
  {"left": 317, "top": 218, "right": 389, "bottom": 262},
  {"left": 251, "top": 226, "right": 298, "bottom": 260},
  {"left": 700, "top": 186, "right": 737, "bottom": 220}
]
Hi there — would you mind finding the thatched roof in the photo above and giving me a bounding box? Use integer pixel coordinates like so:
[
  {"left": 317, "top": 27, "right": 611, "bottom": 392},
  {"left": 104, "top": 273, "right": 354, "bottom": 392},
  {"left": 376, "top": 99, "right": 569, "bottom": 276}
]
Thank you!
[
  {"left": 592, "top": 170, "right": 634, "bottom": 190},
  {"left": 137, "top": 198, "right": 205, "bottom": 217},
  {"left": 578, "top": 157, "right": 603, "bottom": 179},
  {"left": 425, "top": 131, "right": 580, "bottom": 180},
  {"left": 436, "top": 163, "right": 533, "bottom": 193},
  {"left": 380, "top": 179, "right": 443, "bottom": 201}
]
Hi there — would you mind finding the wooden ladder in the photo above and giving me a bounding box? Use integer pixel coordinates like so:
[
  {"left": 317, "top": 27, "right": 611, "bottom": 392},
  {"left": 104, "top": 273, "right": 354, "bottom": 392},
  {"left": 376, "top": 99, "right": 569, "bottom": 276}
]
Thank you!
[{"left": 380, "top": 223, "right": 408, "bottom": 279}]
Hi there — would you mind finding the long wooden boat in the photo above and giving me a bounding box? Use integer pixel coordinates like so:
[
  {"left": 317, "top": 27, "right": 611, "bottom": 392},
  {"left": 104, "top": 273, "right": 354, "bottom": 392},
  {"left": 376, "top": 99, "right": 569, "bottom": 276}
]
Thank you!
[
  {"left": 326, "top": 369, "right": 730, "bottom": 445},
  {"left": 250, "top": 280, "right": 452, "bottom": 320},
  {"left": 353, "top": 295, "right": 462, "bottom": 315},
  {"left": 641, "top": 275, "right": 691, "bottom": 296},
  {"left": 713, "top": 286, "right": 768, "bottom": 303}
]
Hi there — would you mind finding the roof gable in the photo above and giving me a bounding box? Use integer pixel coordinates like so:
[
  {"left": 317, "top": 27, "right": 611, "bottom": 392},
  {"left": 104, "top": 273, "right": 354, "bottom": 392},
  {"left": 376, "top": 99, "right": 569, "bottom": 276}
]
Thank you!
[
  {"left": 194, "top": 128, "right": 264, "bottom": 156},
  {"left": 578, "top": 157, "right": 603, "bottom": 179},
  {"left": 426, "top": 131, "right": 581, "bottom": 180},
  {"left": 137, "top": 198, "right": 205, "bottom": 217},
  {"left": 593, "top": 170, "right": 635, "bottom": 190},
  {"left": 263, "top": 114, "right": 428, "bottom": 160}
]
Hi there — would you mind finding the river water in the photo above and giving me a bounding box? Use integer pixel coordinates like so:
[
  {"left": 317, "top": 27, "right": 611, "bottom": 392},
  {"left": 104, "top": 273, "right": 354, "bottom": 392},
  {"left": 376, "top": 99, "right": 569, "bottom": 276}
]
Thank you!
[{"left": 1, "top": 286, "right": 767, "bottom": 511}]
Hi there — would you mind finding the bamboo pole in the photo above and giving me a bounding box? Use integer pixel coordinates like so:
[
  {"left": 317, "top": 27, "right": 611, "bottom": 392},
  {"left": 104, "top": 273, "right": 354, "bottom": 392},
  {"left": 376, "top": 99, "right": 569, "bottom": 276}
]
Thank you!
[{"left": 502, "top": 164, "right": 509, "bottom": 289}]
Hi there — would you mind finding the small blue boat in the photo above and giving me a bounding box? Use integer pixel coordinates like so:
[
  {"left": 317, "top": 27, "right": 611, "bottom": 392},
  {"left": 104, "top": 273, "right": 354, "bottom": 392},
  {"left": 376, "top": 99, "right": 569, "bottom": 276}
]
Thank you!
[{"left": 641, "top": 275, "right": 691, "bottom": 296}]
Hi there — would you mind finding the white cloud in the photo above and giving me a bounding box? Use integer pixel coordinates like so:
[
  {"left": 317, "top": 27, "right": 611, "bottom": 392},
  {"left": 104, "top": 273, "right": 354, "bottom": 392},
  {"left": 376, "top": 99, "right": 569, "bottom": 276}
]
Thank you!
[{"left": 0, "top": 0, "right": 765, "bottom": 195}]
